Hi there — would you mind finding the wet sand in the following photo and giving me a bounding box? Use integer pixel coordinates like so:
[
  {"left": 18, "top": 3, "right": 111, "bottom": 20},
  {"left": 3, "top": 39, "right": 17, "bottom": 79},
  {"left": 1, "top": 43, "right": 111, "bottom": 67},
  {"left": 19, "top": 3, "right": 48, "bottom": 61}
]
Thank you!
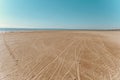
[{"left": 0, "top": 31, "right": 120, "bottom": 80}]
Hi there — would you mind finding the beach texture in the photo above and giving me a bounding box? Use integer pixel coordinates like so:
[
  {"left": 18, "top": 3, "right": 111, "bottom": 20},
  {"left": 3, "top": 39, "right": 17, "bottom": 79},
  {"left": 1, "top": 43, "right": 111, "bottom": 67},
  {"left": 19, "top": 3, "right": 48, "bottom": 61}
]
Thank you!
[{"left": 0, "top": 31, "right": 120, "bottom": 80}]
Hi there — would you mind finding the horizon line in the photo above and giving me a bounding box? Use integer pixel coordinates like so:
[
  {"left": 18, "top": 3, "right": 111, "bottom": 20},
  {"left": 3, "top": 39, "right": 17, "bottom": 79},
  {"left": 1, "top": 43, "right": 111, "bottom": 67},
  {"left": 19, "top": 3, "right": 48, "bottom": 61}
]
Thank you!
[{"left": 0, "top": 28, "right": 120, "bottom": 32}]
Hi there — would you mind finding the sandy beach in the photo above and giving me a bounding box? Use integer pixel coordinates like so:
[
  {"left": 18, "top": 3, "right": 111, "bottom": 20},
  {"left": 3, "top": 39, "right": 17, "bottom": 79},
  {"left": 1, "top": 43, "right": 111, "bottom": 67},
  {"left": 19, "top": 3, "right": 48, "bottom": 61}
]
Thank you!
[{"left": 0, "top": 31, "right": 120, "bottom": 80}]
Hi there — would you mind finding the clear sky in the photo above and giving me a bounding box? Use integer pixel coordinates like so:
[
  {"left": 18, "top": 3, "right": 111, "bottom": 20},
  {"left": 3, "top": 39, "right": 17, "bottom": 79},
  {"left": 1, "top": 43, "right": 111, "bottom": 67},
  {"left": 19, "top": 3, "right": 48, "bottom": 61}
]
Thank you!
[{"left": 0, "top": 0, "right": 120, "bottom": 29}]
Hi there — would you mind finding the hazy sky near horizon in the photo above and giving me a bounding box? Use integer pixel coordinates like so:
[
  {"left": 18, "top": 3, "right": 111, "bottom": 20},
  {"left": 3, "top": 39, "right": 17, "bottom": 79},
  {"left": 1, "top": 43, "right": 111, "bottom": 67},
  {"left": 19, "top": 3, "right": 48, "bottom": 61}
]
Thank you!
[{"left": 0, "top": 0, "right": 120, "bottom": 29}]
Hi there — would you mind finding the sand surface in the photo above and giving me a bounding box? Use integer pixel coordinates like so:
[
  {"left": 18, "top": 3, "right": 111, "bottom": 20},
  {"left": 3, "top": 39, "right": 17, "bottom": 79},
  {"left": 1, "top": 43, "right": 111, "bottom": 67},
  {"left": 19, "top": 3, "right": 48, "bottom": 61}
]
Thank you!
[{"left": 0, "top": 31, "right": 120, "bottom": 80}]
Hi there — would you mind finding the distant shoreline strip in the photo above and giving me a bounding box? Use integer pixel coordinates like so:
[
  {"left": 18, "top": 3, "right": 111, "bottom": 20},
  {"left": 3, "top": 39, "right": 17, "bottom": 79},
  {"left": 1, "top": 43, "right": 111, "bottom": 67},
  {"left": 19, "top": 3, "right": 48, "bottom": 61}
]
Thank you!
[{"left": 0, "top": 28, "right": 120, "bottom": 32}]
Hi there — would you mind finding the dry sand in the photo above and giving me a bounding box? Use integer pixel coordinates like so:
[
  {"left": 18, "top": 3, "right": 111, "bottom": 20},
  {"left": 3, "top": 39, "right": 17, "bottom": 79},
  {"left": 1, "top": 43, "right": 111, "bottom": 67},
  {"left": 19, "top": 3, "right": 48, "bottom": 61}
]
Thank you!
[{"left": 0, "top": 31, "right": 120, "bottom": 80}]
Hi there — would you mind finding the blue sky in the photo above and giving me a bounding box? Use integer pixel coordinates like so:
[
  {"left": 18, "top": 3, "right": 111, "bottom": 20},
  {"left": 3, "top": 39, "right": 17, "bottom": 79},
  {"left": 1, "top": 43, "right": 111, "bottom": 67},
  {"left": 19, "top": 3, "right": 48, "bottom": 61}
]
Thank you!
[{"left": 0, "top": 0, "right": 120, "bottom": 29}]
